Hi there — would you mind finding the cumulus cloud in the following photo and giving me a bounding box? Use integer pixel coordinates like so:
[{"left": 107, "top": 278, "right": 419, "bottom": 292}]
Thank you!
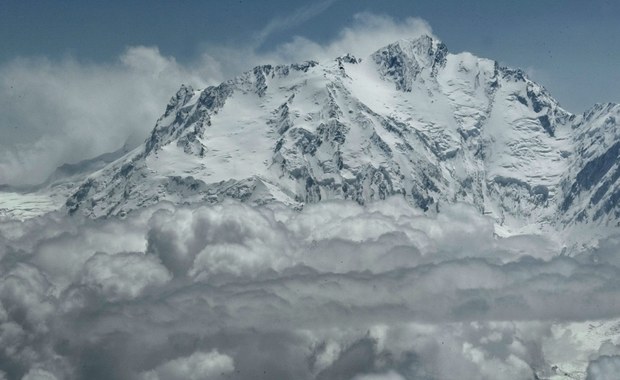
[
  {"left": 140, "top": 350, "right": 234, "bottom": 380},
  {"left": 0, "top": 12, "right": 433, "bottom": 186},
  {"left": 0, "top": 198, "right": 619, "bottom": 379},
  {"left": 79, "top": 251, "right": 171, "bottom": 302},
  {"left": 146, "top": 202, "right": 294, "bottom": 279},
  {"left": 352, "top": 371, "right": 406, "bottom": 380},
  {"left": 21, "top": 369, "right": 58, "bottom": 380}
]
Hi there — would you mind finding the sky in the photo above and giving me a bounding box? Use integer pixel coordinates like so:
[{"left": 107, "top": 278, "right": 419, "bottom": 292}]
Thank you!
[
  {"left": 1, "top": 0, "right": 619, "bottom": 185},
  {"left": 2, "top": 0, "right": 619, "bottom": 111}
]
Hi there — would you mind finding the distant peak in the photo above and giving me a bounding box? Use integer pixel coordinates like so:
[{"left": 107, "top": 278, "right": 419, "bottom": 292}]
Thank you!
[
  {"left": 582, "top": 102, "right": 620, "bottom": 119},
  {"left": 336, "top": 53, "right": 361, "bottom": 65}
]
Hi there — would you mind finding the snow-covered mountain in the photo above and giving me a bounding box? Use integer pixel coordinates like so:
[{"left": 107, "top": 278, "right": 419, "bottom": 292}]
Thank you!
[{"left": 30, "top": 36, "right": 619, "bottom": 238}]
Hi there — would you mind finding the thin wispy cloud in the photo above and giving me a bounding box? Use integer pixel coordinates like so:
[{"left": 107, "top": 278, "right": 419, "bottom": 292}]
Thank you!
[{"left": 253, "top": 0, "right": 338, "bottom": 47}]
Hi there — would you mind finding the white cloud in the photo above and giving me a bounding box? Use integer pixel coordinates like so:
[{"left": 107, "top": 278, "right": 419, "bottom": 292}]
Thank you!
[
  {"left": 146, "top": 202, "right": 294, "bottom": 279},
  {"left": 0, "top": 198, "right": 619, "bottom": 378},
  {"left": 21, "top": 368, "right": 58, "bottom": 380},
  {"left": 254, "top": 0, "right": 338, "bottom": 47},
  {"left": 0, "top": 47, "right": 212, "bottom": 186},
  {"left": 141, "top": 350, "right": 234, "bottom": 380},
  {"left": 352, "top": 371, "right": 406, "bottom": 380},
  {"left": 79, "top": 251, "right": 171, "bottom": 301},
  {"left": 270, "top": 12, "right": 435, "bottom": 63}
]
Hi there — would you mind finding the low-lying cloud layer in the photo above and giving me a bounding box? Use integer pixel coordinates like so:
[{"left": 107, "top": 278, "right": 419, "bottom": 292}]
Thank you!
[
  {"left": 0, "top": 13, "right": 433, "bottom": 186},
  {"left": 0, "top": 197, "right": 618, "bottom": 379}
]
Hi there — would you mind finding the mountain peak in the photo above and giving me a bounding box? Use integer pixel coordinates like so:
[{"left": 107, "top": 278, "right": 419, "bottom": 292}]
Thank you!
[
  {"left": 53, "top": 37, "right": 620, "bottom": 244},
  {"left": 372, "top": 35, "right": 447, "bottom": 91},
  {"left": 401, "top": 34, "right": 444, "bottom": 50}
]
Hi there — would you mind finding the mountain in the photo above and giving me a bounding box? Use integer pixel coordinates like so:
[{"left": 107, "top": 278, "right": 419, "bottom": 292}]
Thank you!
[
  {"left": 0, "top": 145, "right": 131, "bottom": 221},
  {"left": 21, "top": 36, "right": 620, "bottom": 240}
]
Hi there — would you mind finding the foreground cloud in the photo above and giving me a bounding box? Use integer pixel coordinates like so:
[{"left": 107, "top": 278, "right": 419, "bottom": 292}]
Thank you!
[
  {"left": 0, "top": 197, "right": 618, "bottom": 379},
  {"left": 140, "top": 350, "right": 234, "bottom": 380},
  {"left": 0, "top": 12, "right": 433, "bottom": 186}
]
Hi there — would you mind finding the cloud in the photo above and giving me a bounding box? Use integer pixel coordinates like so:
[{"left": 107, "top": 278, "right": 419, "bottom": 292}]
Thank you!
[
  {"left": 21, "top": 369, "right": 58, "bottom": 380},
  {"left": 140, "top": 350, "right": 234, "bottom": 380},
  {"left": 0, "top": 13, "right": 433, "bottom": 186},
  {"left": 269, "top": 12, "right": 435, "bottom": 64},
  {"left": 0, "top": 47, "right": 214, "bottom": 186},
  {"left": 79, "top": 251, "right": 171, "bottom": 302},
  {"left": 254, "top": 0, "right": 338, "bottom": 47},
  {"left": 146, "top": 202, "right": 294, "bottom": 279},
  {"left": 0, "top": 198, "right": 619, "bottom": 378},
  {"left": 352, "top": 371, "right": 406, "bottom": 380}
]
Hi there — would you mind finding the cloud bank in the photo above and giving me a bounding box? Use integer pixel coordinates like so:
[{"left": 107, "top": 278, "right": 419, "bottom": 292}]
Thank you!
[
  {"left": 0, "top": 13, "right": 433, "bottom": 186},
  {"left": 0, "top": 197, "right": 618, "bottom": 379}
]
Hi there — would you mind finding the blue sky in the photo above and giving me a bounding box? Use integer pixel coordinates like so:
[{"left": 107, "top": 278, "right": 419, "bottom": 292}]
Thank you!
[
  {"left": 1, "top": 0, "right": 619, "bottom": 185},
  {"left": 0, "top": 0, "right": 620, "bottom": 112},
  {"left": 2, "top": 0, "right": 619, "bottom": 111}
]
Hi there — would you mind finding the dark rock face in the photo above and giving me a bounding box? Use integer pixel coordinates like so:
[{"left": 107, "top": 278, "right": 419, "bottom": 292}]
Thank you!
[
  {"left": 66, "top": 179, "right": 94, "bottom": 215},
  {"left": 562, "top": 142, "right": 620, "bottom": 211},
  {"left": 372, "top": 36, "right": 448, "bottom": 92}
]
